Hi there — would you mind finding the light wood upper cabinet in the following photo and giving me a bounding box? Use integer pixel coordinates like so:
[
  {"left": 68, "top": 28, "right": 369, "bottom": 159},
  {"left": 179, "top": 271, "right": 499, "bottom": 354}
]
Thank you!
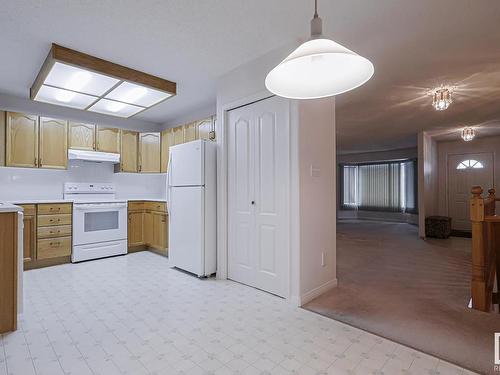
[
  {"left": 197, "top": 118, "right": 213, "bottom": 140},
  {"left": 184, "top": 122, "right": 198, "bottom": 142},
  {"left": 139, "top": 132, "right": 161, "bottom": 173},
  {"left": 173, "top": 126, "right": 184, "bottom": 145},
  {"left": 96, "top": 126, "right": 120, "bottom": 153},
  {"left": 68, "top": 122, "right": 95, "bottom": 150},
  {"left": 6, "top": 112, "right": 39, "bottom": 168},
  {"left": 120, "top": 130, "right": 139, "bottom": 173},
  {"left": 161, "top": 129, "right": 174, "bottom": 172},
  {"left": 0, "top": 111, "right": 5, "bottom": 166},
  {"left": 39, "top": 117, "right": 68, "bottom": 169}
]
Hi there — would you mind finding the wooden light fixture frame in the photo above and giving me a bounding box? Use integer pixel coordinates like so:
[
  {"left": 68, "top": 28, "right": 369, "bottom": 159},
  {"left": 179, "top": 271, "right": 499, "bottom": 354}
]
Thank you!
[{"left": 31, "top": 43, "right": 177, "bottom": 117}]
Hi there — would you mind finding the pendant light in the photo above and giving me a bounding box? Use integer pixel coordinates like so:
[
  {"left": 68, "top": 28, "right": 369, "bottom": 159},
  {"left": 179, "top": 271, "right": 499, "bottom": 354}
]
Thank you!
[{"left": 265, "top": 0, "right": 374, "bottom": 99}]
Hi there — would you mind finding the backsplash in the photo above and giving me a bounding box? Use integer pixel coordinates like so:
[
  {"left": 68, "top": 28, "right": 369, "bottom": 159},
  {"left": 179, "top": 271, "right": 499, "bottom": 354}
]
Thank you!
[{"left": 0, "top": 160, "right": 166, "bottom": 201}]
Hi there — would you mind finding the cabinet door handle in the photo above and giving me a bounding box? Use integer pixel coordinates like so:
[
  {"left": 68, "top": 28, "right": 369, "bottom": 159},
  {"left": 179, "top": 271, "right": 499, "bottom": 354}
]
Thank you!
[
  {"left": 251, "top": 201, "right": 255, "bottom": 205},
  {"left": 50, "top": 241, "right": 61, "bottom": 247}
]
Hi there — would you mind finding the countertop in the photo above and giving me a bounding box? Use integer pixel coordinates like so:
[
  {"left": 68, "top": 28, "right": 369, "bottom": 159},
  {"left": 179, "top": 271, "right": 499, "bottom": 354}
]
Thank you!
[
  {"left": 9, "top": 198, "right": 167, "bottom": 204},
  {"left": 0, "top": 203, "right": 23, "bottom": 213}
]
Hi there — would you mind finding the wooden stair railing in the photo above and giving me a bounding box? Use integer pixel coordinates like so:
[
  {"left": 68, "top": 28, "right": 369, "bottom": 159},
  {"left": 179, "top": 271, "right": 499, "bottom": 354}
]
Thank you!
[{"left": 470, "top": 186, "right": 500, "bottom": 312}]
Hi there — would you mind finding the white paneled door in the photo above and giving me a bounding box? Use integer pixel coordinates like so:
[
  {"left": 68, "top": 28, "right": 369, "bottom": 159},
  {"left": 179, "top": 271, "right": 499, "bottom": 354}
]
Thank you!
[
  {"left": 448, "top": 152, "right": 494, "bottom": 231},
  {"left": 227, "top": 96, "right": 289, "bottom": 297}
]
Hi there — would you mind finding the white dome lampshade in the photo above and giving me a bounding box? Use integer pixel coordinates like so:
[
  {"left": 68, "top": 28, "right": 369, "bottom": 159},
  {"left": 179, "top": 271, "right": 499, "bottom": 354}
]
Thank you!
[{"left": 265, "top": 1, "right": 374, "bottom": 100}]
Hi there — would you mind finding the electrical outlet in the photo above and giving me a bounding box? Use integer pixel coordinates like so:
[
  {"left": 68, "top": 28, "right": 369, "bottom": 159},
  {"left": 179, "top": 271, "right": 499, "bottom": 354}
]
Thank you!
[{"left": 321, "top": 252, "right": 326, "bottom": 267}]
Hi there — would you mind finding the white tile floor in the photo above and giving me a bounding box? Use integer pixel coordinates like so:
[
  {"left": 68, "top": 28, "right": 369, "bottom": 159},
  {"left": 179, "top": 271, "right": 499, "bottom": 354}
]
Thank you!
[{"left": 1, "top": 252, "right": 476, "bottom": 375}]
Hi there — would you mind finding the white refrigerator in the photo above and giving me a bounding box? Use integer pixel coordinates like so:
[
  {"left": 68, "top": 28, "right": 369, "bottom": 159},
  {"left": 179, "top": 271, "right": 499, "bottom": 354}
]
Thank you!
[{"left": 167, "top": 139, "right": 217, "bottom": 277}]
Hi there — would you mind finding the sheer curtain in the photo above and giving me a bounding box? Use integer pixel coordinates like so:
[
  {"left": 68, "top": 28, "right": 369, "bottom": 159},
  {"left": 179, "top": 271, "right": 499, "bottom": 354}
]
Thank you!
[{"left": 341, "top": 160, "right": 417, "bottom": 213}]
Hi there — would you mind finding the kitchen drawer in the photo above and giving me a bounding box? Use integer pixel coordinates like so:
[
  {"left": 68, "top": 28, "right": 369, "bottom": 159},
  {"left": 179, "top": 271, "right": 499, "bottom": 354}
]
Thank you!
[
  {"left": 37, "top": 236, "right": 72, "bottom": 259},
  {"left": 37, "top": 214, "right": 72, "bottom": 227},
  {"left": 18, "top": 204, "right": 36, "bottom": 216},
  {"left": 144, "top": 201, "right": 166, "bottom": 212},
  {"left": 37, "top": 203, "right": 72, "bottom": 215},
  {"left": 128, "top": 201, "right": 145, "bottom": 211},
  {"left": 38, "top": 225, "right": 72, "bottom": 239}
]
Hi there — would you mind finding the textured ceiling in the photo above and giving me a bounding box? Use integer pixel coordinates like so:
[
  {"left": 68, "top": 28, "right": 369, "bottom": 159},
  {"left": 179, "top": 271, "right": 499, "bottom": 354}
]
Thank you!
[{"left": 0, "top": 0, "right": 499, "bottom": 152}]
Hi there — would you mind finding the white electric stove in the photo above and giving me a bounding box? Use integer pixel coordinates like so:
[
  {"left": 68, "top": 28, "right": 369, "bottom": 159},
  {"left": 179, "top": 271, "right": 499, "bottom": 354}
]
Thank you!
[{"left": 64, "top": 183, "right": 127, "bottom": 262}]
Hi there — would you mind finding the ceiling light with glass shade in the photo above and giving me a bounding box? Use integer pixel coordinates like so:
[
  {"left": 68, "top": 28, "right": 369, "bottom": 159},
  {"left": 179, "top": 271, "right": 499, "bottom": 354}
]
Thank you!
[
  {"left": 31, "top": 44, "right": 176, "bottom": 118},
  {"left": 430, "top": 85, "right": 453, "bottom": 111},
  {"left": 461, "top": 127, "right": 475, "bottom": 142},
  {"left": 265, "top": 0, "right": 374, "bottom": 99}
]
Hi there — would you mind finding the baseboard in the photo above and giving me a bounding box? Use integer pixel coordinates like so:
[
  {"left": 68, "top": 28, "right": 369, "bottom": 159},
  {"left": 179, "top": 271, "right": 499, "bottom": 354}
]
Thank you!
[
  {"left": 24, "top": 256, "right": 71, "bottom": 270},
  {"left": 298, "top": 278, "right": 338, "bottom": 306}
]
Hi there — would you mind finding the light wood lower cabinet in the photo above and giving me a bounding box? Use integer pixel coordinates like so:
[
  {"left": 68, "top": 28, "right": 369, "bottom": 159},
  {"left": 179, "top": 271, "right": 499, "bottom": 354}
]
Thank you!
[
  {"left": 37, "top": 225, "right": 71, "bottom": 239},
  {"left": 0, "top": 212, "right": 18, "bottom": 333},
  {"left": 36, "top": 204, "right": 72, "bottom": 263},
  {"left": 128, "top": 211, "right": 144, "bottom": 247},
  {"left": 37, "top": 213, "right": 72, "bottom": 227},
  {"left": 19, "top": 205, "right": 36, "bottom": 263},
  {"left": 151, "top": 212, "right": 168, "bottom": 251},
  {"left": 19, "top": 202, "right": 73, "bottom": 270},
  {"left": 127, "top": 201, "right": 168, "bottom": 255},
  {"left": 37, "top": 237, "right": 71, "bottom": 259}
]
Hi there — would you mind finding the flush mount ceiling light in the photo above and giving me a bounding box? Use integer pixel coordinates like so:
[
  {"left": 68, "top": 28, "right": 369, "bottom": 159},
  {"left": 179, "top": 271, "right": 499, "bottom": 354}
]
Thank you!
[
  {"left": 462, "top": 127, "right": 475, "bottom": 142},
  {"left": 430, "top": 85, "right": 453, "bottom": 111},
  {"left": 265, "top": 0, "right": 374, "bottom": 99},
  {"left": 31, "top": 44, "right": 176, "bottom": 118}
]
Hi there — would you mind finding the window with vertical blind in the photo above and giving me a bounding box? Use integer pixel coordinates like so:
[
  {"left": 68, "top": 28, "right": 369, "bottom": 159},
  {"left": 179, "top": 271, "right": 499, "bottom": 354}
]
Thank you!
[{"left": 340, "top": 160, "right": 417, "bottom": 213}]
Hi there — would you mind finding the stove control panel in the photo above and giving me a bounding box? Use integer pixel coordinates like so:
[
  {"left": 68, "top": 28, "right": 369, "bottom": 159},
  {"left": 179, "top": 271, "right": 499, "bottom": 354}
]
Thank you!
[{"left": 64, "top": 183, "right": 116, "bottom": 194}]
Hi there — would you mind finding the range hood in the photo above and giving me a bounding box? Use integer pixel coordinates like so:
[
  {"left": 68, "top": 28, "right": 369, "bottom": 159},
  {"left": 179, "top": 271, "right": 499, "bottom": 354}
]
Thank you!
[{"left": 68, "top": 149, "right": 120, "bottom": 163}]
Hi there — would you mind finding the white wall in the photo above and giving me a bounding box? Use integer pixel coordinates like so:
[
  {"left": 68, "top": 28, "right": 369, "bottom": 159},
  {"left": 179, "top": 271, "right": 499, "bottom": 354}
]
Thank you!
[
  {"left": 418, "top": 131, "right": 438, "bottom": 237},
  {"left": 216, "top": 40, "right": 337, "bottom": 306},
  {"left": 0, "top": 161, "right": 166, "bottom": 201},
  {"left": 436, "top": 135, "right": 500, "bottom": 217},
  {"left": 297, "top": 98, "right": 337, "bottom": 300}
]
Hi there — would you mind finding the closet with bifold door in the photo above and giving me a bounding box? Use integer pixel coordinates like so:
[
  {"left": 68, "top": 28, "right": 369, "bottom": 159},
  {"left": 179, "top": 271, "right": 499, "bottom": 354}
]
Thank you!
[{"left": 227, "top": 96, "right": 290, "bottom": 297}]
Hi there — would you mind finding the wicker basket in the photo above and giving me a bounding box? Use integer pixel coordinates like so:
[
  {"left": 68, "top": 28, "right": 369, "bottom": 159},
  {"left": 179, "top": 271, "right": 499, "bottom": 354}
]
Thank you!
[{"left": 425, "top": 216, "right": 452, "bottom": 239}]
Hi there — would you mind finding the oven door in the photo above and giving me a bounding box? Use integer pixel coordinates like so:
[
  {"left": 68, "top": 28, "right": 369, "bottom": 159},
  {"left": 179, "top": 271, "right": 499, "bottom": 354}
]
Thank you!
[{"left": 73, "top": 202, "right": 127, "bottom": 245}]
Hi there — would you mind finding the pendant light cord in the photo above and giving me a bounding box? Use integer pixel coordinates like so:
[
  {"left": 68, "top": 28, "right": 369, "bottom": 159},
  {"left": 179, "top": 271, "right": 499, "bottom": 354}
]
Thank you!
[{"left": 310, "top": 0, "right": 322, "bottom": 36}]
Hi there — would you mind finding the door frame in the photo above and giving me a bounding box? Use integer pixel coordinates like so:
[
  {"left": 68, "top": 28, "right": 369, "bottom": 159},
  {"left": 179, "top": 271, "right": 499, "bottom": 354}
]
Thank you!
[
  {"left": 445, "top": 151, "right": 495, "bottom": 218},
  {"left": 217, "top": 91, "right": 294, "bottom": 301}
]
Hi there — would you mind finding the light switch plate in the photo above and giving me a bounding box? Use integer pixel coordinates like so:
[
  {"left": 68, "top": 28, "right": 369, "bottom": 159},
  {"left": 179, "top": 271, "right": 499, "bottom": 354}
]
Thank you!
[{"left": 310, "top": 165, "right": 321, "bottom": 177}]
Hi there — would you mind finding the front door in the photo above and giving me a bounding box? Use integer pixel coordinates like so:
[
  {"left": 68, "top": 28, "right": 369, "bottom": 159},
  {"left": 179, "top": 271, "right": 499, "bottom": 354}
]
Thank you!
[
  {"left": 227, "top": 96, "right": 290, "bottom": 297},
  {"left": 447, "top": 153, "right": 494, "bottom": 231}
]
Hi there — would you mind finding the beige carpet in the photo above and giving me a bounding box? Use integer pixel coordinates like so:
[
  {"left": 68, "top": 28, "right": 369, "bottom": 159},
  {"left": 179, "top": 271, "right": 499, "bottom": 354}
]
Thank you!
[{"left": 304, "top": 220, "right": 500, "bottom": 375}]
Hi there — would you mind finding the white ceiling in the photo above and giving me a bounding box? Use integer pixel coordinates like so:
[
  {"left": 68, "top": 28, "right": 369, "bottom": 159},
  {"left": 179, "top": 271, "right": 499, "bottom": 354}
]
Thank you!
[{"left": 1, "top": 0, "right": 499, "bottom": 152}]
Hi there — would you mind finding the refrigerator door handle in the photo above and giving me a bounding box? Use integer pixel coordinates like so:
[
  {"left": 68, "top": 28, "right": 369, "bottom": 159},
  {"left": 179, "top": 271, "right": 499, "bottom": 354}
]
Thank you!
[{"left": 166, "top": 151, "right": 173, "bottom": 210}]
